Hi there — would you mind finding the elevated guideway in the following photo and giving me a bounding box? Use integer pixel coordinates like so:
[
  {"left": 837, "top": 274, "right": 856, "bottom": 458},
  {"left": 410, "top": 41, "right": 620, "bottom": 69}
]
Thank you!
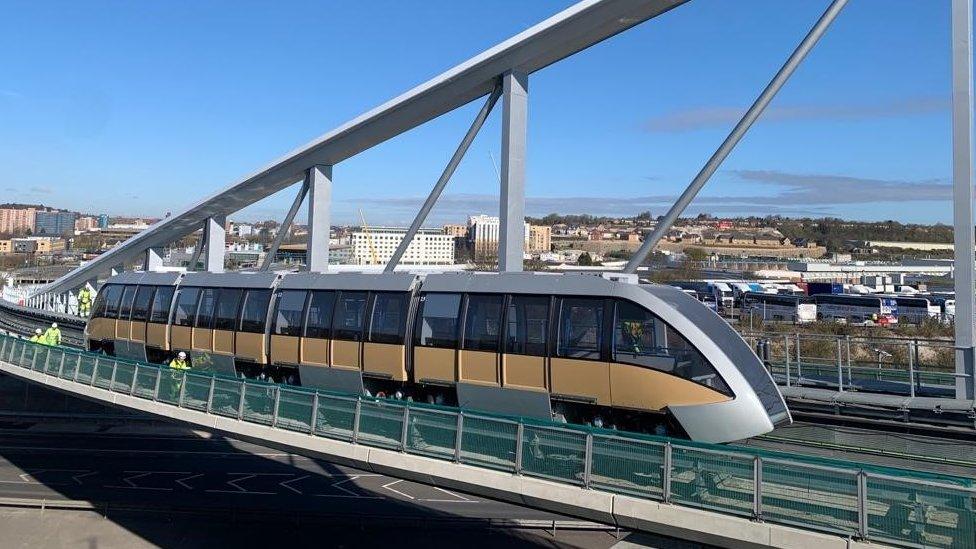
[{"left": 0, "top": 333, "right": 973, "bottom": 548}]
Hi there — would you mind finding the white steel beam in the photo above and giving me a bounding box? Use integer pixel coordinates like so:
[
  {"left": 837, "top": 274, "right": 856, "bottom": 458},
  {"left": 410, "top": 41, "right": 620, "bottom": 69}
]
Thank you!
[
  {"left": 260, "top": 180, "right": 309, "bottom": 271},
  {"left": 204, "top": 216, "right": 226, "bottom": 273},
  {"left": 39, "top": 0, "right": 686, "bottom": 295},
  {"left": 499, "top": 71, "right": 528, "bottom": 272},
  {"left": 306, "top": 165, "right": 333, "bottom": 273},
  {"left": 952, "top": 0, "right": 975, "bottom": 400}
]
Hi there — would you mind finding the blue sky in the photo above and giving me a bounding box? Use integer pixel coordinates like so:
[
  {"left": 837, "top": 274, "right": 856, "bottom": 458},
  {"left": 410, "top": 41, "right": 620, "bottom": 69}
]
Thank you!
[{"left": 0, "top": 0, "right": 967, "bottom": 225}]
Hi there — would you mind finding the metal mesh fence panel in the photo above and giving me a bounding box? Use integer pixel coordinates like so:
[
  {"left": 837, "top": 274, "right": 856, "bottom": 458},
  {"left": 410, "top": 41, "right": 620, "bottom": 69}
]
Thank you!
[
  {"left": 276, "top": 388, "right": 314, "bottom": 432},
  {"left": 405, "top": 408, "right": 457, "bottom": 460},
  {"left": 241, "top": 384, "right": 276, "bottom": 425},
  {"left": 590, "top": 435, "right": 665, "bottom": 499},
  {"left": 520, "top": 425, "right": 586, "bottom": 485},
  {"left": 357, "top": 400, "right": 404, "bottom": 450},
  {"left": 313, "top": 395, "right": 356, "bottom": 440},
  {"left": 43, "top": 348, "right": 62, "bottom": 375},
  {"left": 670, "top": 446, "right": 754, "bottom": 517},
  {"left": 131, "top": 365, "right": 158, "bottom": 399},
  {"left": 459, "top": 415, "right": 517, "bottom": 472},
  {"left": 210, "top": 379, "right": 242, "bottom": 418},
  {"left": 92, "top": 359, "right": 115, "bottom": 389},
  {"left": 156, "top": 369, "right": 183, "bottom": 405},
  {"left": 76, "top": 354, "right": 97, "bottom": 383},
  {"left": 59, "top": 352, "right": 79, "bottom": 380},
  {"left": 761, "top": 459, "right": 858, "bottom": 537},
  {"left": 33, "top": 346, "right": 52, "bottom": 371},
  {"left": 866, "top": 475, "right": 976, "bottom": 548},
  {"left": 180, "top": 373, "right": 211, "bottom": 411},
  {"left": 112, "top": 362, "right": 136, "bottom": 393}
]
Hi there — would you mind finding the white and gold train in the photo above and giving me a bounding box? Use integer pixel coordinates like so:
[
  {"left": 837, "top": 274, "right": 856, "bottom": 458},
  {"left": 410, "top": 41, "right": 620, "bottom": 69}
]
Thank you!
[{"left": 85, "top": 270, "right": 790, "bottom": 442}]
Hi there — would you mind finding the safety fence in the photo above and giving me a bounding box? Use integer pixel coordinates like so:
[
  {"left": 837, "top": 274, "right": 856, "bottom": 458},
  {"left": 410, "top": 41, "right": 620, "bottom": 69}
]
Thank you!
[
  {"left": 741, "top": 331, "right": 961, "bottom": 397},
  {"left": 0, "top": 333, "right": 973, "bottom": 548}
]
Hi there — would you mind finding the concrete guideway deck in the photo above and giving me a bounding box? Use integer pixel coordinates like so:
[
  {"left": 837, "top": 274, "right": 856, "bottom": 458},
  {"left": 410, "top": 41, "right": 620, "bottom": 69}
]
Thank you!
[{"left": 0, "top": 335, "right": 972, "bottom": 548}]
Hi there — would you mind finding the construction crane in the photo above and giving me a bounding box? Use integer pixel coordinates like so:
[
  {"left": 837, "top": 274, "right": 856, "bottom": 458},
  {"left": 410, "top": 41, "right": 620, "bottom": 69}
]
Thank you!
[{"left": 358, "top": 208, "right": 379, "bottom": 265}]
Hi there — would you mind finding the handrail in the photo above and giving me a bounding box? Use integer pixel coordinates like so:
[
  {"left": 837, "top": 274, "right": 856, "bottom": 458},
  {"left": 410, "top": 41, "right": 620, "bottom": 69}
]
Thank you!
[{"left": 0, "top": 332, "right": 974, "bottom": 548}]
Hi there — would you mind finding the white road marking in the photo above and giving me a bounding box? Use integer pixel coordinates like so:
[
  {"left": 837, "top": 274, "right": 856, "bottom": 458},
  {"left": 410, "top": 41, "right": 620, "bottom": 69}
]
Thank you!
[
  {"left": 175, "top": 473, "right": 204, "bottom": 490},
  {"left": 279, "top": 474, "right": 309, "bottom": 495},
  {"left": 106, "top": 471, "right": 172, "bottom": 491},
  {"left": 205, "top": 473, "right": 289, "bottom": 495},
  {"left": 425, "top": 486, "right": 475, "bottom": 502},
  {"left": 72, "top": 471, "right": 97, "bottom": 485},
  {"left": 0, "top": 469, "right": 87, "bottom": 485},
  {"left": 381, "top": 479, "right": 415, "bottom": 500},
  {"left": 317, "top": 475, "right": 379, "bottom": 499}
]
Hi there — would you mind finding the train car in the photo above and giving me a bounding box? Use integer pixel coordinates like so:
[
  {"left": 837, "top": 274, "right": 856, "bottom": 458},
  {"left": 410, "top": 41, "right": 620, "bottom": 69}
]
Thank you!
[
  {"left": 813, "top": 293, "right": 898, "bottom": 325},
  {"left": 86, "top": 270, "right": 790, "bottom": 443},
  {"left": 741, "top": 292, "right": 816, "bottom": 323}
]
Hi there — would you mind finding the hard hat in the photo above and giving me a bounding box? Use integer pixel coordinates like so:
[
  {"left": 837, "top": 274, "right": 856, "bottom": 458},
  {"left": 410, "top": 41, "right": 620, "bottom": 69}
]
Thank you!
[
  {"left": 35, "top": 328, "right": 42, "bottom": 334},
  {"left": 51, "top": 323, "right": 58, "bottom": 328},
  {"left": 178, "top": 351, "right": 187, "bottom": 359}
]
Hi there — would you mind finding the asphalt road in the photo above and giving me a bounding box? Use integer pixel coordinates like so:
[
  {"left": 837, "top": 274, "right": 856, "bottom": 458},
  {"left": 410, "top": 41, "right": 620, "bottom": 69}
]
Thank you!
[{"left": 0, "top": 417, "right": 714, "bottom": 549}]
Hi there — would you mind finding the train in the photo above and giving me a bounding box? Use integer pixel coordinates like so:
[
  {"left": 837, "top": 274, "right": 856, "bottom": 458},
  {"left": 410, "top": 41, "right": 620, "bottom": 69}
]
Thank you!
[{"left": 84, "top": 270, "right": 791, "bottom": 443}]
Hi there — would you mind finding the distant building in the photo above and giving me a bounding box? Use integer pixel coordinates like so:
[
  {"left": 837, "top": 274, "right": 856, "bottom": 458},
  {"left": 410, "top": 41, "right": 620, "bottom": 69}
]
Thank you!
[
  {"left": 0, "top": 207, "right": 36, "bottom": 235},
  {"left": 98, "top": 214, "right": 110, "bottom": 228},
  {"left": 0, "top": 236, "right": 65, "bottom": 255},
  {"left": 352, "top": 227, "right": 455, "bottom": 265},
  {"left": 34, "top": 211, "right": 77, "bottom": 236},
  {"left": 75, "top": 216, "right": 98, "bottom": 232},
  {"left": 528, "top": 225, "right": 551, "bottom": 253},
  {"left": 443, "top": 224, "right": 468, "bottom": 239},
  {"left": 467, "top": 214, "right": 529, "bottom": 259}
]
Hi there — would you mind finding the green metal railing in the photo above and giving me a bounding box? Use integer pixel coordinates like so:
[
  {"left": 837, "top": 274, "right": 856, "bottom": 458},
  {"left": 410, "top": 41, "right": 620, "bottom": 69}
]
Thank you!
[{"left": 0, "top": 333, "right": 972, "bottom": 548}]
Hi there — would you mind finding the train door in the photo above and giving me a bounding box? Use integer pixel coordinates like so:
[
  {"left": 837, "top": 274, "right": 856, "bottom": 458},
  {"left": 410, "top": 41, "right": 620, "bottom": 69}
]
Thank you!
[
  {"left": 458, "top": 294, "right": 503, "bottom": 386},
  {"left": 128, "top": 286, "right": 155, "bottom": 345},
  {"left": 115, "top": 286, "right": 137, "bottom": 341},
  {"left": 270, "top": 290, "right": 307, "bottom": 366},
  {"left": 550, "top": 297, "right": 611, "bottom": 407},
  {"left": 146, "top": 286, "right": 175, "bottom": 354},
  {"left": 170, "top": 287, "right": 200, "bottom": 352},
  {"left": 235, "top": 289, "right": 272, "bottom": 365},
  {"left": 331, "top": 291, "right": 367, "bottom": 370},
  {"left": 212, "top": 288, "right": 242, "bottom": 357},
  {"left": 192, "top": 288, "right": 217, "bottom": 353},
  {"left": 412, "top": 293, "right": 461, "bottom": 384},
  {"left": 501, "top": 295, "right": 549, "bottom": 392},
  {"left": 88, "top": 284, "right": 123, "bottom": 348},
  {"left": 301, "top": 290, "right": 335, "bottom": 367},
  {"left": 362, "top": 292, "right": 409, "bottom": 381}
]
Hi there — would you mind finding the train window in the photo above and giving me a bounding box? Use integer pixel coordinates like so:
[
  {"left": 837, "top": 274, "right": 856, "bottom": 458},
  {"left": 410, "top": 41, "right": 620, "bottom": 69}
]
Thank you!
[
  {"left": 462, "top": 294, "right": 503, "bottom": 352},
  {"left": 149, "top": 287, "right": 175, "bottom": 324},
  {"left": 173, "top": 288, "right": 201, "bottom": 327},
  {"left": 414, "top": 293, "right": 461, "bottom": 348},
  {"left": 555, "top": 298, "right": 604, "bottom": 361},
  {"left": 195, "top": 288, "right": 218, "bottom": 329},
  {"left": 238, "top": 290, "right": 272, "bottom": 334},
  {"left": 118, "top": 286, "right": 137, "bottom": 320},
  {"left": 305, "top": 291, "right": 336, "bottom": 339},
  {"left": 96, "top": 285, "right": 123, "bottom": 319},
  {"left": 505, "top": 295, "right": 549, "bottom": 357},
  {"left": 368, "top": 292, "right": 408, "bottom": 344},
  {"left": 272, "top": 291, "right": 308, "bottom": 337},
  {"left": 131, "top": 286, "right": 155, "bottom": 322},
  {"left": 612, "top": 300, "right": 731, "bottom": 396},
  {"left": 333, "top": 291, "right": 367, "bottom": 341},
  {"left": 213, "top": 289, "right": 243, "bottom": 331}
]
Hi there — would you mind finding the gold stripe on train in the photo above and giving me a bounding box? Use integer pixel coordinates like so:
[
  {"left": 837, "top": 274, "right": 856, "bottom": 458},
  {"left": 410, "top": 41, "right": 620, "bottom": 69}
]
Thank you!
[
  {"left": 271, "top": 334, "right": 300, "bottom": 365},
  {"left": 171, "top": 325, "right": 192, "bottom": 351},
  {"left": 609, "top": 363, "right": 730, "bottom": 411},
  {"left": 551, "top": 357, "right": 611, "bottom": 406},
  {"left": 191, "top": 328, "right": 213, "bottom": 352},
  {"left": 363, "top": 343, "right": 406, "bottom": 381},
  {"left": 129, "top": 321, "right": 147, "bottom": 343},
  {"left": 213, "top": 329, "right": 234, "bottom": 356},
  {"left": 146, "top": 323, "right": 169, "bottom": 351},
  {"left": 501, "top": 354, "right": 547, "bottom": 391},
  {"left": 331, "top": 340, "right": 360, "bottom": 370},
  {"left": 458, "top": 349, "right": 498, "bottom": 386},
  {"left": 413, "top": 347, "right": 456, "bottom": 384},
  {"left": 115, "top": 319, "right": 130, "bottom": 341},
  {"left": 235, "top": 332, "right": 266, "bottom": 364},
  {"left": 300, "top": 338, "right": 329, "bottom": 366}
]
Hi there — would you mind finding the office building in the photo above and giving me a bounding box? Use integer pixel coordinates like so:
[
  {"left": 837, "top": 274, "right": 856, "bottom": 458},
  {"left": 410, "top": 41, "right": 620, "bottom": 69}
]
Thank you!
[
  {"left": 34, "top": 211, "right": 77, "bottom": 236},
  {"left": 0, "top": 208, "right": 36, "bottom": 235},
  {"left": 351, "top": 227, "right": 455, "bottom": 266}
]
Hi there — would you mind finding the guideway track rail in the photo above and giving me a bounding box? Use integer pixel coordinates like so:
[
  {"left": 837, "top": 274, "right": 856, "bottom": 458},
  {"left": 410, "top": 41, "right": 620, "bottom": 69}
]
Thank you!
[{"left": 0, "top": 333, "right": 973, "bottom": 548}]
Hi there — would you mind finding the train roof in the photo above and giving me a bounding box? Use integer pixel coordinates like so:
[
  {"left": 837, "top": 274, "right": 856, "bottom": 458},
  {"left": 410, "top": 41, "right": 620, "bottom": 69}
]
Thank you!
[
  {"left": 104, "top": 271, "right": 182, "bottom": 287},
  {"left": 179, "top": 272, "right": 279, "bottom": 289},
  {"left": 419, "top": 271, "right": 632, "bottom": 296},
  {"left": 278, "top": 272, "right": 418, "bottom": 292}
]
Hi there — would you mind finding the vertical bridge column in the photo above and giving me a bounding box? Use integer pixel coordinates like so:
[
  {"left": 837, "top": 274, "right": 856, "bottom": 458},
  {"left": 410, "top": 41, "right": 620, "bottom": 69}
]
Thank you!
[
  {"left": 306, "top": 165, "right": 333, "bottom": 273},
  {"left": 952, "top": 0, "right": 975, "bottom": 400},
  {"left": 204, "top": 216, "right": 226, "bottom": 273},
  {"left": 499, "top": 70, "right": 527, "bottom": 272},
  {"left": 144, "top": 248, "right": 163, "bottom": 271}
]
